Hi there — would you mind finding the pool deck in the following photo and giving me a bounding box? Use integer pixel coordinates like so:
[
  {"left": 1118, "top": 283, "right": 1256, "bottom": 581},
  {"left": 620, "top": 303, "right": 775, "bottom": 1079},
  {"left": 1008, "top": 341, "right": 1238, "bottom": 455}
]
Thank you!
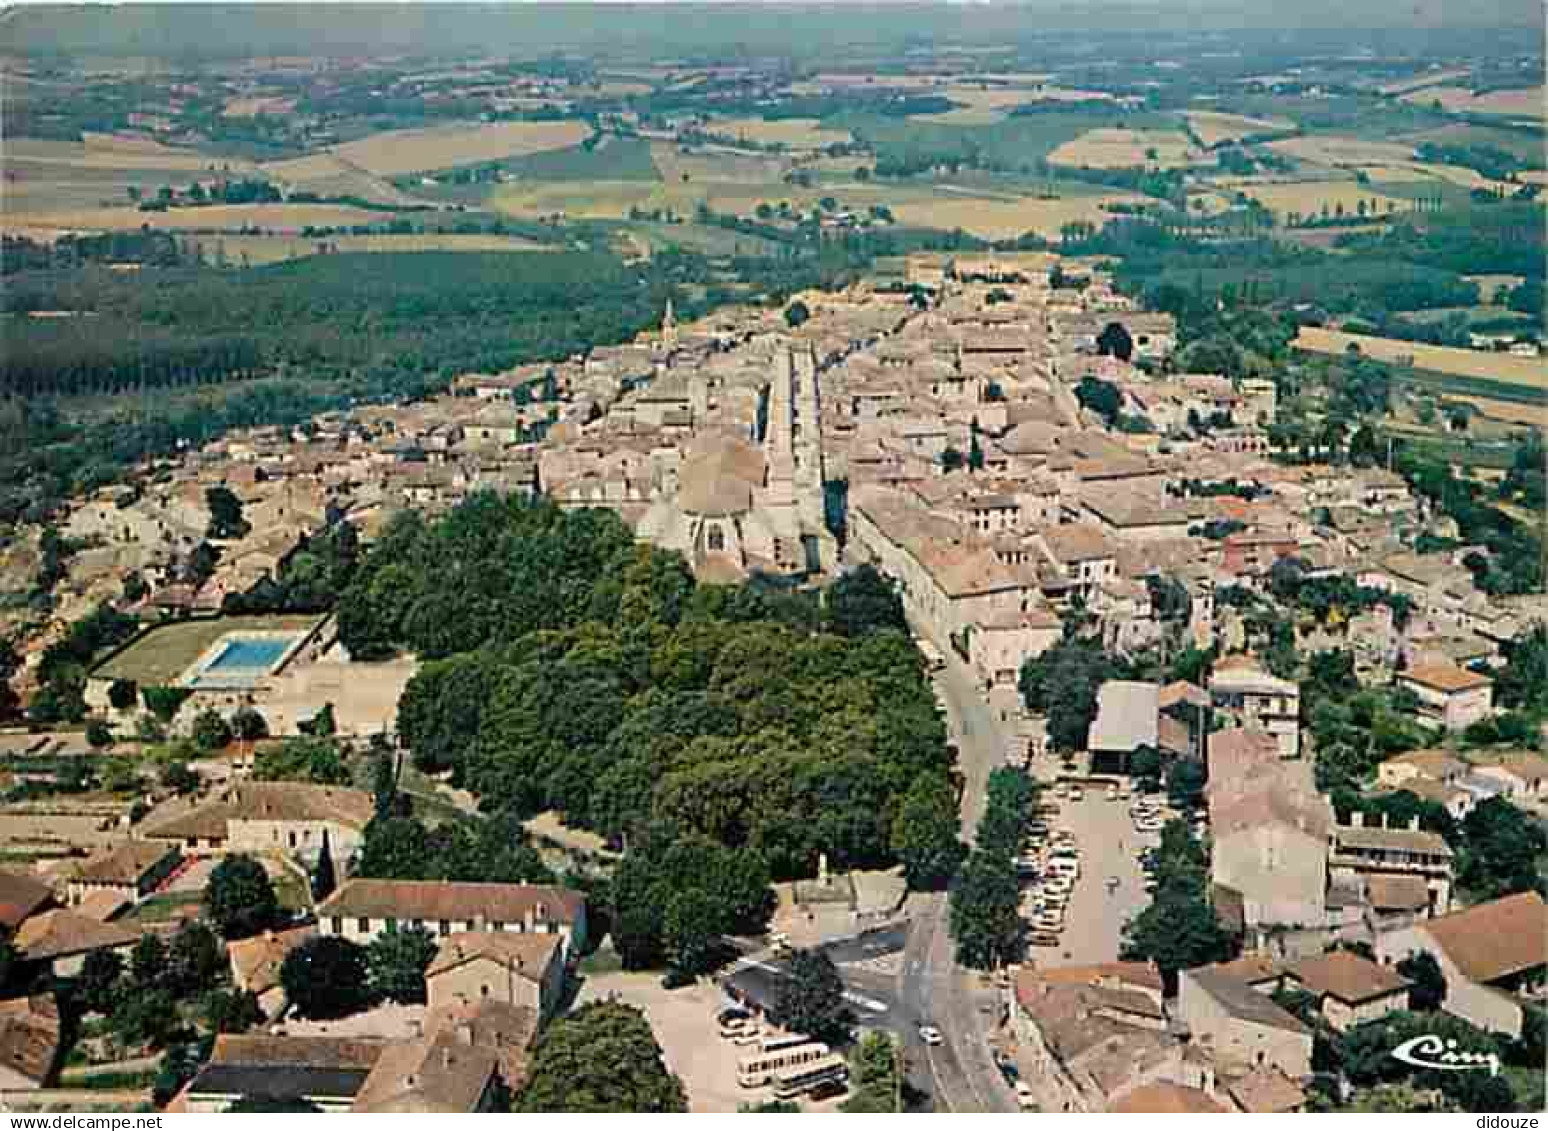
[{"left": 180, "top": 627, "right": 315, "bottom": 691}]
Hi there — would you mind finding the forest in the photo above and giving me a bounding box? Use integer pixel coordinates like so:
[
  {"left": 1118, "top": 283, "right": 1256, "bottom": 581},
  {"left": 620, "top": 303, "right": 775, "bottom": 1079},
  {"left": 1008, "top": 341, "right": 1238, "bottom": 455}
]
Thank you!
[{"left": 340, "top": 493, "right": 954, "bottom": 881}]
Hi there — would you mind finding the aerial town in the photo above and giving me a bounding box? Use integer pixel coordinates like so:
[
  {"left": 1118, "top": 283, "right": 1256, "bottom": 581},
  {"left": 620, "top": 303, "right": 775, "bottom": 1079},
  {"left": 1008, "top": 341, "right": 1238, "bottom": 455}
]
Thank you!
[{"left": 0, "top": 0, "right": 1544, "bottom": 1118}]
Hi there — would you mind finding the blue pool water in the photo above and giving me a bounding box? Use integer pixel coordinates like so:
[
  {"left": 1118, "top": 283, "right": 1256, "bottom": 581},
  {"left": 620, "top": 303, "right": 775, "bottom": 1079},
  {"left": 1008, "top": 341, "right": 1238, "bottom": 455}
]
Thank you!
[{"left": 207, "top": 637, "right": 292, "bottom": 672}]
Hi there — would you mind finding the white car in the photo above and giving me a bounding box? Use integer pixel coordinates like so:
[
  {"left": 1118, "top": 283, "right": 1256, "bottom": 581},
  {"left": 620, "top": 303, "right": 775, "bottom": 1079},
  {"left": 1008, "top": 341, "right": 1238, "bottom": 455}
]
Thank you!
[{"left": 919, "top": 1025, "right": 943, "bottom": 1047}]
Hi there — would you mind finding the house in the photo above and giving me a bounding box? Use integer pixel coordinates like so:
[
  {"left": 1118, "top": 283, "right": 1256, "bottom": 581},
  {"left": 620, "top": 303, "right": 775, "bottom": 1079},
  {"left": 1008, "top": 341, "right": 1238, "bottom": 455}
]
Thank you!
[
  {"left": 227, "top": 926, "right": 316, "bottom": 1018},
  {"left": 0, "top": 870, "right": 53, "bottom": 931},
  {"left": 145, "top": 782, "right": 372, "bottom": 871},
  {"left": 1330, "top": 814, "right": 1453, "bottom": 917},
  {"left": 1396, "top": 663, "right": 1493, "bottom": 732},
  {"left": 1209, "top": 659, "right": 1300, "bottom": 759},
  {"left": 1281, "top": 950, "right": 1410, "bottom": 1031},
  {"left": 317, "top": 881, "right": 587, "bottom": 959},
  {"left": 0, "top": 995, "right": 62, "bottom": 1091},
  {"left": 1376, "top": 749, "right": 1469, "bottom": 791},
  {"left": 1210, "top": 788, "right": 1331, "bottom": 932},
  {"left": 350, "top": 1030, "right": 500, "bottom": 1114},
  {"left": 12, "top": 910, "right": 139, "bottom": 977},
  {"left": 1470, "top": 753, "right": 1548, "bottom": 804},
  {"left": 424, "top": 999, "right": 541, "bottom": 1094},
  {"left": 1177, "top": 965, "right": 1313, "bottom": 1077},
  {"left": 425, "top": 932, "right": 566, "bottom": 1020},
  {"left": 1375, "top": 891, "right": 1547, "bottom": 1039},
  {"left": 181, "top": 1035, "right": 384, "bottom": 1113},
  {"left": 1110, "top": 1081, "right": 1228, "bottom": 1113},
  {"left": 66, "top": 841, "right": 181, "bottom": 908}
]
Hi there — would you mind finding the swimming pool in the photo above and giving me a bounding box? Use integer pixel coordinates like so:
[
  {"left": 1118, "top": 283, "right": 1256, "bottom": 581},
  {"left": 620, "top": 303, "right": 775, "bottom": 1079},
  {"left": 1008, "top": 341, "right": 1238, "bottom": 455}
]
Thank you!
[{"left": 204, "top": 637, "right": 294, "bottom": 673}]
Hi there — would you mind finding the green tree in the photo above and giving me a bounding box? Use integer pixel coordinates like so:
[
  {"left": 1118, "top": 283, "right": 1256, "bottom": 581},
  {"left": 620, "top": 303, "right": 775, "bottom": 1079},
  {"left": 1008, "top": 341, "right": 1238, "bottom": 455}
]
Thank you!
[
  {"left": 891, "top": 776, "right": 965, "bottom": 890},
  {"left": 1347, "top": 1083, "right": 1459, "bottom": 1112},
  {"left": 366, "top": 924, "right": 438, "bottom": 1005},
  {"left": 190, "top": 709, "right": 232, "bottom": 751},
  {"left": 254, "top": 736, "right": 349, "bottom": 784},
  {"left": 518, "top": 1001, "right": 687, "bottom": 1112},
  {"left": 107, "top": 678, "right": 138, "bottom": 711},
  {"left": 770, "top": 948, "right": 852, "bottom": 1045},
  {"left": 1096, "top": 321, "right": 1134, "bottom": 361},
  {"left": 203, "top": 988, "right": 263, "bottom": 1034},
  {"left": 281, "top": 936, "right": 372, "bottom": 1020},
  {"left": 826, "top": 564, "right": 907, "bottom": 638},
  {"left": 229, "top": 706, "right": 268, "bottom": 741},
  {"left": 205, "top": 854, "right": 279, "bottom": 938},
  {"left": 841, "top": 1031, "right": 902, "bottom": 1112},
  {"left": 784, "top": 300, "right": 811, "bottom": 328},
  {"left": 205, "top": 486, "right": 250, "bottom": 539},
  {"left": 166, "top": 922, "right": 223, "bottom": 994},
  {"left": 111, "top": 987, "right": 182, "bottom": 1048},
  {"left": 313, "top": 831, "right": 338, "bottom": 902},
  {"left": 1396, "top": 951, "right": 1446, "bottom": 1012},
  {"left": 76, "top": 948, "right": 123, "bottom": 1014},
  {"left": 1459, "top": 798, "right": 1546, "bottom": 898},
  {"left": 130, "top": 933, "right": 166, "bottom": 984},
  {"left": 950, "top": 849, "right": 1020, "bottom": 968}
]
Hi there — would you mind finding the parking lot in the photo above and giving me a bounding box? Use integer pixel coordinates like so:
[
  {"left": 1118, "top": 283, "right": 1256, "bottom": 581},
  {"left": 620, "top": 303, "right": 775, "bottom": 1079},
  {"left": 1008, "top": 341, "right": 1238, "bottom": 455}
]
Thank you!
[{"left": 1021, "top": 785, "right": 1159, "bottom": 969}]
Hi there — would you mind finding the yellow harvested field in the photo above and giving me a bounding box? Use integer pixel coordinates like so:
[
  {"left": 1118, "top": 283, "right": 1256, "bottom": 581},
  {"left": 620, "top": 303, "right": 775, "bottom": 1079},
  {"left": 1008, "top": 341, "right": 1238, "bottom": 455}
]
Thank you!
[
  {"left": 1185, "top": 110, "right": 1294, "bottom": 147},
  {"left": 888, "top": 193, "right": 1147, "bottom": 240},
  {"left": 1378, "top": 68, "right": 1472, "bottom": 96},
  {"left": 183, "top": 232, "right": 556, "bottom": 265},
  {"left": 1266, "top": 134, "right": 1417, "bottom": 167},
  {"left": 327, "top": 120, "right": 590, "bottom": 176},
  {"left": 223, "top": 95, "right": 296, "bottom": 118},
  {"left": 711, "top": 118, "right": 852, "bottom": 149},
  {"left": 5, "top": 134, "right": 249, "bottom": 173},
  {"left": 1294, "top": 327, "right": 1548, "bottom": 388},
  {"left": 3, "top": 203, "right": 392, "bottom": 237},
  {"left": 1356, "top": 161, "right": 1514, "bottom": 193},
  {"left": 1237, "top": 180, "right": 1415, "bottom": 219},
  {"left": 1401, "top": 84, "right": 1545, "bottom": 118},
  {"left": 1450, "top": 395, "right": 1547, "bottom": 427},
  {"left": 1048, "top": 128, "right": 1199, "bottom": 169}
]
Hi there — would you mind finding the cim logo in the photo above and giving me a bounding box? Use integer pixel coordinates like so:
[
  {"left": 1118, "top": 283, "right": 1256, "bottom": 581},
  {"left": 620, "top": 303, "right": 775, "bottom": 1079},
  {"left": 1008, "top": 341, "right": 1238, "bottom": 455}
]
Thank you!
[{"left": 1391, "top": 1034, "right": 1501, "bottom": 1077}]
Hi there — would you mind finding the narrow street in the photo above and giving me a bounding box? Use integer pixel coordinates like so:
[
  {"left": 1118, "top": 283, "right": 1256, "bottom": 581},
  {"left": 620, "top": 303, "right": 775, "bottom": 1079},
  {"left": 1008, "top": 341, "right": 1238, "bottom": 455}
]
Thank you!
[{"left": 896, "top": 630, "right": 1020, "bottom": 1113}]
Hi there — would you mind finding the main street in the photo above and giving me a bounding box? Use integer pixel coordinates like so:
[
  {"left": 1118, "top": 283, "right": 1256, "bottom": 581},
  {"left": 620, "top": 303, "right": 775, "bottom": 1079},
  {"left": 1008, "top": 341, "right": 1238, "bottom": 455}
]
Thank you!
[{"left": 896, "top": 631, "right": 1021, "bottom": 1113}]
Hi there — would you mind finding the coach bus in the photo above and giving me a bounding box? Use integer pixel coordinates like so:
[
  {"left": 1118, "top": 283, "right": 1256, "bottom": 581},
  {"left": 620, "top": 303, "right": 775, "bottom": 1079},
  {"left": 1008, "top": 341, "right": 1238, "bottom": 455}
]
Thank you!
[
  {"left": 737, "top": 1038, "right": 831, "bottom": 1088},
  {"left": 771, "top": 1053, "right": 850, "bottom": 1100}
]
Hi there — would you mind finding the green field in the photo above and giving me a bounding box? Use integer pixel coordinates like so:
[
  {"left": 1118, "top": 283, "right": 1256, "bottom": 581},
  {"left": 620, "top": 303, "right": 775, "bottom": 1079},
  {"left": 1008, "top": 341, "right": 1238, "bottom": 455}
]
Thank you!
[
  {"left": 501, "top": 134, "right": 662, "bottom": 182},
  {"left": 93, "top": 614, "right": 321, "bottom": 685}
]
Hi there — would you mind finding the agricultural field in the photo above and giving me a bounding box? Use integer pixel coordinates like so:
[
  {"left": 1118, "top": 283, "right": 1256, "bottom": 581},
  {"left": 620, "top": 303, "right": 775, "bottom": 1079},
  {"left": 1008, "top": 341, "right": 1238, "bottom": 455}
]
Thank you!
[
  {"left": 649, "top": 143, "right": 788, "bottom": 186},
  {"left": 904, "top": 85, "right": 1106, "bottom": 126},
  {"left": 1047, "top": 127, "right": 1199, "bottom": 169},
  {"left": 1236, "top": 180, "right": 1415, "bottom": 221},
  {"left": 1400, "top": 122, "right": 1548, "bottom": 164},
  {"left": 92, "top": 614, "right": 322, "bottom": 686},
  {"left": 1184, "top": 110, "right": 1295, "bottom": 147},
  {"left": 1265, "top": 134, "right": 1419, "bottom": 167},
  {"left": 183, "top": 231, "right": 558, "bottom": 265},
  {"left": 709, "top": 117, "right": 853, "bottom": 149},
  {"left": 1377, "top": 68, "right": 1473, "bottom": 97},
  {"left": 887, "top": 190, "right": 1147, "bottom": 239},
  {"left": 1294, "top": 326, "right": 1547, "bottom": 388},
  {"left": 4, "top": 134, "right": 258, "bottom": 215},
  {"left": 259, "top": 153, "right": 425, "bottom": 206},
  {"left": 325, "top": 119, "right": 591, "bottom": 176},
  {"left": 2, "top": 202, "right": 393, "bottom": 238},
  {"left": 1400, "top": 84, "right": 1546, "bottom": 118},
  {"left": 501, "top": 135, "right": 662, "bottom": 182},
  {"left": 223, "top": 94, "right": 296, "bottom": 117}
]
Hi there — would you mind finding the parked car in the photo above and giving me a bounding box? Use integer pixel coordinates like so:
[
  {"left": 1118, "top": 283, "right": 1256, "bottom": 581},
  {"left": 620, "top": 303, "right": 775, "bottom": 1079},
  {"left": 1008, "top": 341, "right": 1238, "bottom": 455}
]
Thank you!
[{"left": 919, "top": 1024, "right": 943, "bottom": 1046}]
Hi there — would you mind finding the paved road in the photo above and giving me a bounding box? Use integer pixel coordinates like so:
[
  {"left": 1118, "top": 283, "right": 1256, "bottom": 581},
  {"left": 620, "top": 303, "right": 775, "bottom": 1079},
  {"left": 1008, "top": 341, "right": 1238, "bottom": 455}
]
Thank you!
[{"left": 895, "top": 635, "right": 1020, "bottom": 1113}]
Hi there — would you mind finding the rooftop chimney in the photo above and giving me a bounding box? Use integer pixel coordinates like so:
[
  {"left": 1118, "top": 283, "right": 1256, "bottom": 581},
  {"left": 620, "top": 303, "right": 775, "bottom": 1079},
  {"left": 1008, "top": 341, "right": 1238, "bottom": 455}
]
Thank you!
[
  {"left": 1350, "top": 811, "right": 1363, "bottom": 828},
  {"left": 1409, "top": 815, "right": 1421, "bottom": 831}
]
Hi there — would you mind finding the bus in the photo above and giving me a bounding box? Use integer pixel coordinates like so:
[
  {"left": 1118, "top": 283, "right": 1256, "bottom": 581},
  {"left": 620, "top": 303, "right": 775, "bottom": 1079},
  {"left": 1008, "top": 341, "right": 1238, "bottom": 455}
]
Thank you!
[
  {"left": 771, "top": 1054, "right": 850, "bottom": 1100},
  {"left": 737, "top": 1039, "right": 831, "bottom": 1088},
  {"left": 915, "top": 637, "right": 946, "bottom": 673}
]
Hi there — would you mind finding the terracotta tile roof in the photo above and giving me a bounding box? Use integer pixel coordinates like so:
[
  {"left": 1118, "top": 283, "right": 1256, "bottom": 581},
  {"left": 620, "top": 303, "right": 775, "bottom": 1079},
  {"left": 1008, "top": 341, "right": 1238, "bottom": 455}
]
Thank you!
[
  {"left": 426, "top": 932, "right": 563, "bottom": 983},
  {"left": 1419, "top": 891, "right": 1547, "bottom": 984},
  {"left": 317, "top": 881, "right": 584, "bottom": 927},
  {"left": 1399, "top": 662, "right": 1492, "bottom": 694},
  {"left": 14, "top": 909, "right": 139, "bottom": 962},
  {"left": 1225, "top": 1066, "right": 1305, "bottom": 1113},
  {"left": 210, "top": 1033, "right": 384, "bottom": 1071},
  {"left": 0, "top": 870, "right": 52, "bottom": 930},
  {"left": 74, "top": 890, "right": 129, "bottom": 923},
  {"left": 74, "top": 841, "right": 177, "bottom": 885},
  {"left": 1333, "top": 823, "right": 1453, "bottom": 858},
  {"left": 228, "top": 926, "right": 316, "bottom": 998},
  {"left": 1285, "top": 950, "right": 1410, "bottom": 1004},
  {"left": 1209, "top": 954, "right": 1285, "bottom": 986},
  {"left": 1112, "top": 1082, "right": 1228, "bottom": 1113},
  {"left": 1383, "top": 749, "right": 1468, "bottom": 778},
  {"left": 1038, "top": 523, "right": 1116, "bottom": 564},
  {"left": 351, "top": 1032, "right": 498, "bottom": 1113},
  {"left": 0, "top": 995, "right": 61, "bottom": 1087},
  {"left": 425, "top": 1000, "right": 540, "bottom": 1092}
]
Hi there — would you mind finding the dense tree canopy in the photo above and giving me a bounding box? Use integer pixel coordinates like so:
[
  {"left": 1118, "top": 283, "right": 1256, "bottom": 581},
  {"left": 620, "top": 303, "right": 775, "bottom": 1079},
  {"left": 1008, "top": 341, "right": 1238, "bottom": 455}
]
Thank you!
[
  {"left": 362, "top": 494, "right": 954, "bottom": 879},
  {"left": 518, "top": 1001, "right": 687, "bottom": 1113}
]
